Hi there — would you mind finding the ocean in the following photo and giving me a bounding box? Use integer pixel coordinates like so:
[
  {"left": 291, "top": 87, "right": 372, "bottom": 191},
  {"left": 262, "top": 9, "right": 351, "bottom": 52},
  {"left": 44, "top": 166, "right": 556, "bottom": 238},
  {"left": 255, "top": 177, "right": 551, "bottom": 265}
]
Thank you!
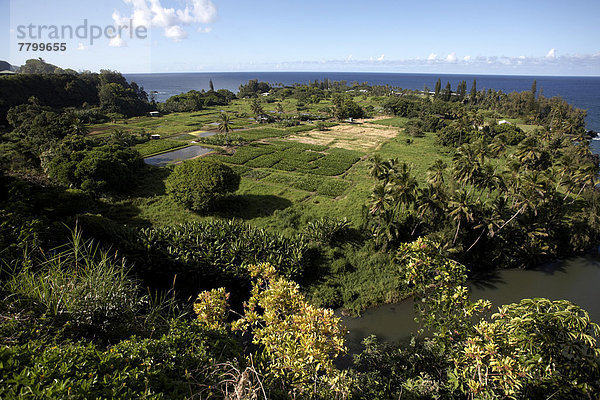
[{"left": 124, "top": 72, "right": 600, "bottom": 132}]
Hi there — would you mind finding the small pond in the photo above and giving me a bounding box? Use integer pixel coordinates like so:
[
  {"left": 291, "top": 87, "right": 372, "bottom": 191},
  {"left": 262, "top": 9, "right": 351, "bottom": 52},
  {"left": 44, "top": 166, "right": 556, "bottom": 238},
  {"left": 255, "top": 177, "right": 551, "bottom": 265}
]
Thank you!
[
  {"left": 144, "top": 145, "right": 213, "bottom": 167},
  {"left": 342, "top": 255, "right": 600, "bottom": 354}
]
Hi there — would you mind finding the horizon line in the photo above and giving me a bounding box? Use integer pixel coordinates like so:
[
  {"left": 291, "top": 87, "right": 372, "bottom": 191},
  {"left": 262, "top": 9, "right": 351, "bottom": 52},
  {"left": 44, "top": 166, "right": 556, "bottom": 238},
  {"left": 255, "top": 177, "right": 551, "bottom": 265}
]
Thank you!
[{"left": 119, "top": 70, "right": 600, "bottom": 78}]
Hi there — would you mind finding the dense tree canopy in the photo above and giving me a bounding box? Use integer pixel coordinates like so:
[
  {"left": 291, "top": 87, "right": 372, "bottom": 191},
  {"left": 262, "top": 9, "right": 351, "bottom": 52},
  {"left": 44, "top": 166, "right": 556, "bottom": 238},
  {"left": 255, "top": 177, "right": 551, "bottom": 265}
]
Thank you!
[
  {"left": 47, "top": 136, "right": 143, "bottom": 193},
  {"left": 238, "top": 79, "right": 272, "bottom": 98}
]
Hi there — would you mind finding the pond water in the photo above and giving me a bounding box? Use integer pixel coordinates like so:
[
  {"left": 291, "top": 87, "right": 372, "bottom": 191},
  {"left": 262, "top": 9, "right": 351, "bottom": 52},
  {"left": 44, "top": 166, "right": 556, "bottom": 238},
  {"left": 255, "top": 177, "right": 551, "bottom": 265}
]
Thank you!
[
  {"left": 197, "top": 131, "right": 217, "bottom": 137},
  {"left": 144, "top": 145, "right": 213, "bottom": 167},
  {"left": 342, "top": 254, "right": 600, "bottom": 354}
]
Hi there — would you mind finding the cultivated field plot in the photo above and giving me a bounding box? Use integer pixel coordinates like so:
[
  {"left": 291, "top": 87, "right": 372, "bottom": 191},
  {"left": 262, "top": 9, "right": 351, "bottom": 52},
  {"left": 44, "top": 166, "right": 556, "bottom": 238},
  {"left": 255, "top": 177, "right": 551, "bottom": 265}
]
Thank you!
[
  {"left": 207, "top": 139, "right": 362, "bottom": 198},
  {"left": 211, "top": 141, "right": 362, "bottom": 176},
  {"left": 287, "top": 122, "right": 398, "bottom": 151}
]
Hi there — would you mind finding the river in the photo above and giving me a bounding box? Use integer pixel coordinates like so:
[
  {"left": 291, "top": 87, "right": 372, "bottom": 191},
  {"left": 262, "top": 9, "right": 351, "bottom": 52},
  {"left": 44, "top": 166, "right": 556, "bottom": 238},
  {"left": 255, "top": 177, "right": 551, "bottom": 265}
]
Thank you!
[{"left": 342, "top": 255, "right": 600, "bottom": 353}]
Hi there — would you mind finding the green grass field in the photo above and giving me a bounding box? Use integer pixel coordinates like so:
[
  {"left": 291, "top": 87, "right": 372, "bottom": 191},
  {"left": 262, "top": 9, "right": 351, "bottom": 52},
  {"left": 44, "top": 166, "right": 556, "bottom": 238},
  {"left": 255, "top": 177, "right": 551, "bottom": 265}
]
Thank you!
[
  {"left": 134, "top": 139, "right": 190, "bottom": 157},
  {"left": 92, "top": 95, "right": 539, "bottom": 234},
  {"left": 367, "top": 116, "right": 409, "bottom": 128},
  {"left": 88, "top": 97, "right": 337, "bottom": 137}
]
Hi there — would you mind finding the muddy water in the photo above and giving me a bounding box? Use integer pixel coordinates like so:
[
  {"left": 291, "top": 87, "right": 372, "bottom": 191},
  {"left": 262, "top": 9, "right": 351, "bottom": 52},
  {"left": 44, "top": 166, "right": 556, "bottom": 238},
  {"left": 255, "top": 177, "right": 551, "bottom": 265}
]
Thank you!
[
  {"left": 342, "top": 255, "right": 600, "bottom": 354},
  {"left": 144, "top": 145, "right": 213, "bottom": 166}
]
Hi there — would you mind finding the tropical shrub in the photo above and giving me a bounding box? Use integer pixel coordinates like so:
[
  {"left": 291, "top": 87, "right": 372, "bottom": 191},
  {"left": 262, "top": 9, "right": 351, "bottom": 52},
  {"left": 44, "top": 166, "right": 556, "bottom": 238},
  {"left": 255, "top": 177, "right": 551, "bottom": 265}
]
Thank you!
[
  {"left": 436, "top": 124, "right": 474, "bottom": 147},
  {"left": 0, "top": 320, "right": 239, "bottom": 399},
  {"left": 352, "top": 335, "right": 447, "bottom": 400},
  {"left": 304, "top": 217, "right": 350, "bottom": 244},
  {"left": 135, "top": 220, "right": 313, "bottom": 282},
  {"left": 158, "top": 90, "right": 203, "bottom": 112},
  {"left": 490, "top": 122, "right": 526, "bottom": 144},
  {"left": 450, "top": 298, "right": 600, "bottom": 399},
  {"left": 196, "top": 263, "right": 351, "bottom": 398},
  {"left": 404, "top": 118, "right": 425, "bottom": 137},
  {"left": 165, "top": 158, "right": 240, "bottom": 212}
]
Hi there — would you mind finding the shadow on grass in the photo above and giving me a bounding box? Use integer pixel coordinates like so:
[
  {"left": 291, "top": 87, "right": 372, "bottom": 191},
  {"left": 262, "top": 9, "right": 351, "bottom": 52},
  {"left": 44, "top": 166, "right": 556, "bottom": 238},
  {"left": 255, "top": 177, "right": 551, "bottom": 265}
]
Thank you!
[
  {"left": 215, "top": 194, "right": 293, "bottom": 219},
  {"left": 95, "top": 200, "right": 152, "bottom": 228},
  {"left": 129, "top": 166, "right": 170, "bottom": 197}
]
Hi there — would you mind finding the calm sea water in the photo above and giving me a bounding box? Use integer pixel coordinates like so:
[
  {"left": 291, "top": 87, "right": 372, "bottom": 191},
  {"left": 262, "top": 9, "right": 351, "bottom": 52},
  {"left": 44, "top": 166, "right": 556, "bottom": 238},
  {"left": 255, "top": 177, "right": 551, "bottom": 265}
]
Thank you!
[{"left": 125, "top": 72, "right": 600, "bottom": 131}]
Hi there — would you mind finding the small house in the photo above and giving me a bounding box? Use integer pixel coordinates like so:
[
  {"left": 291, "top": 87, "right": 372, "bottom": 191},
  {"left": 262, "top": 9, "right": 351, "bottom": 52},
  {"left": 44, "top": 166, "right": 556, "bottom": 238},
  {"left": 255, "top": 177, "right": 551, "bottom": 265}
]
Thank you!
[
  {"left": 149, "top": 111, "right": 160, "bottom": 117},
  {"left": 150, "top": 134, "right": 161, "bottom": 140},
  {"left": 498, "top": 120, "right": 511, "bottom": 125}
]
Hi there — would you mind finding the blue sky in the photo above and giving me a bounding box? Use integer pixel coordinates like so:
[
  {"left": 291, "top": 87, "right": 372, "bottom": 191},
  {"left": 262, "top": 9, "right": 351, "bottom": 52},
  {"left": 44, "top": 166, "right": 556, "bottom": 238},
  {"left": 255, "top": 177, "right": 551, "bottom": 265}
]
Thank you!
[{"left": 2, "top": 0, "right": 600, "bottom": 75}]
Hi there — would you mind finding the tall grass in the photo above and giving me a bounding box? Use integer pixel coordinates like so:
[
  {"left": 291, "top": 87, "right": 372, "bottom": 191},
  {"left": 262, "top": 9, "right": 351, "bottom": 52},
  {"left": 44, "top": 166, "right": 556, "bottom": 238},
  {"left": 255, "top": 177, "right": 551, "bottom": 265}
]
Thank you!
[{"left": 7, "top": 228, "right": 142, "bottom": 332}]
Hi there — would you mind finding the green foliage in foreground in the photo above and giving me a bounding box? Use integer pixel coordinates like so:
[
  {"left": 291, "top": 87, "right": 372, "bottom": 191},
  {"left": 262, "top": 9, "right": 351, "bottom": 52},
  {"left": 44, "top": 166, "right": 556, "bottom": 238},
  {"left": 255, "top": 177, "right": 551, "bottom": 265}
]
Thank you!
[
  {"left": 400, "top": 238, "right": 600, "bottom": 400},
  {"left": 303, "top": 216, "right": 350, "bottom": 244},
  {"left": 451, "top": 298, "right": 600, "bottom": 399},
  {"left": 7, "top": 232, "right": 142, "bottom": 341},
  {"left": 1, "top": 228, "right": 599, "bottom": 400},
  {"left": 134, "top": 220, "right": 314, "bottom": 284},
  {"left": 0, "top": 321, "right": 239, "bottom": 400},
  {"left": 165, "top": 158, "right": 240, "bottom": 212},
  {"left": 196, "top": 264, "right": 350, "bottom": 399}
]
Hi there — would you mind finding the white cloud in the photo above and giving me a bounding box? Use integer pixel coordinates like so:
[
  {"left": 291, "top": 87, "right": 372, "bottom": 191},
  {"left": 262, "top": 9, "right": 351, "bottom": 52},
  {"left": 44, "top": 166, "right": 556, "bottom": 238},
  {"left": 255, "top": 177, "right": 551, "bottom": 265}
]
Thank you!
[
  {"left": 109, "top": 36, "right": 127, "bottom": 47},
  {"left": 176, "top": 0, "right": 217, "bottom": 24},
  {"left": 164, "top": 25, "right": 188, "bottom": 41},
  {"left": 446, "top": 52, "right": 457, "bottom": 63},
  {"left": 268, "top": 50, "right": 600, "bottom": 76},
  {"left": 546, "top": 48, "right": 556, "bottom": 59},
  {"left": 377, "top": 54, "right": 385, "bottom": 62},
  {"left": 77, "top": 43, "right": 88, "bottom": 51},
  {"left": 112, "top": 0, "right": 217, "bottom": 43}
]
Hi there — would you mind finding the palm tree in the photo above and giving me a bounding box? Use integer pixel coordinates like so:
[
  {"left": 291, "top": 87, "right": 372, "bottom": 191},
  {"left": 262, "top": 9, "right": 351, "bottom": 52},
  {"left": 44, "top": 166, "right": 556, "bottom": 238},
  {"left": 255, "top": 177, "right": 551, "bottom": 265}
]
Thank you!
[
  {"left": 389, "top": 162, "right": 418, "bottom": 215},
  {"left": 427, "top": 159, "right": 447, "bottom": 187},
  {"left": 448, "top": 188, "right": 475, "bottom": 245},
  {"left": 489, "top": 136, "right": 507, "bottom": 158},
  {"left": 217, "top": 113, "right": 232, "bottom": 144},
  {"left": 515, "top": 136, "right": 542, "bottom": 167},
  {"left": 452, "top": 144, "right": 480, "bottom": 186},
  {"left": 417, "top": 184, "right": 446, "bottom": 227},
  {"left": 250, "top": 98, "right": 264, "bottom": 120},
  {"left": 276, "top": 103, "right": 284, "bottom": 114},
  {"left": 471, "top": 138, "right": 490, "bottom": 166},
  {"left": 369, "top": 154, "right": 392, "bottom": 181},
  {"left": 369, "top": 183, "right": 393, "bottom": 215}
]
